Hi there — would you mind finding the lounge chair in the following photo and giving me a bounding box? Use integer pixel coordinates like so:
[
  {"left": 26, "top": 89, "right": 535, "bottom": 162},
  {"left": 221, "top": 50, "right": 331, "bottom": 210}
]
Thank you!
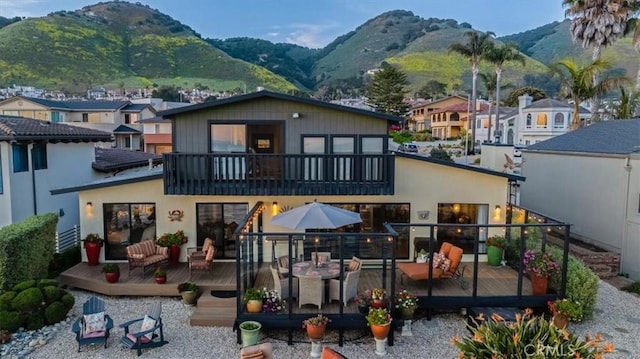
[{"left": 397, "top": 242, "right": 468, "bottom": 289}]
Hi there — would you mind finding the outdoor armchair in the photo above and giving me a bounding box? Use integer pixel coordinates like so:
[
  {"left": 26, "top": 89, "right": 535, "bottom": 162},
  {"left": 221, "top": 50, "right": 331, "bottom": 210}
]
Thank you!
[
  {"left": 71, "top": 296, "right": 114, "bottom": 352},
  {"left": 119, "top": 302, "right": 167, "bottom": 356}
]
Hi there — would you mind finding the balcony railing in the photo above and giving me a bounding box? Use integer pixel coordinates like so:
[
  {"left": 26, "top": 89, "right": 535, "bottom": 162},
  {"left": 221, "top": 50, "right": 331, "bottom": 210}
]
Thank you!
[{"left": 163, "top": 153, "right": 395, "bottom": 196}]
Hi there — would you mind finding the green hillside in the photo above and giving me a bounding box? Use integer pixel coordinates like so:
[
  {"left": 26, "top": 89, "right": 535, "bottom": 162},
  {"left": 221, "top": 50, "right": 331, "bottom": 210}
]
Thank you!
[{"left": 0, "top": 2, "right": 296, "bottom": 95}]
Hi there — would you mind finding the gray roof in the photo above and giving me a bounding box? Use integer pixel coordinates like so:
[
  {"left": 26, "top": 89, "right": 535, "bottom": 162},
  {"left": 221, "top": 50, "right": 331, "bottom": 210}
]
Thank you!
[
  {"left": 0, "top": 115, "right": 112, "bottom": 142},
  {"left": 9, "top": 96, "right": 130, "bottom": 111},
  {"left": 113, "top": 125, "right": 141, "bottom": 134},
  {"left": 138, "top": 116, "right": 171, "bottom": 124},
  {"left": 157, "top": 90, "right": 403, "bottom": 122},
  {"left": 121, "top": 103, "right": 154, "bottom": 113},
  {"left": 93, "top": 148, "right": 162, "bottom": 173},
  {"left": 525, "top": 98, "right": 590, "bottom": 114},
  {"left": 51, "top": 167, "right": 163, "bottom": 195},
  {"left": 526, "top": 119, "right": 640, "bottom": 155}
]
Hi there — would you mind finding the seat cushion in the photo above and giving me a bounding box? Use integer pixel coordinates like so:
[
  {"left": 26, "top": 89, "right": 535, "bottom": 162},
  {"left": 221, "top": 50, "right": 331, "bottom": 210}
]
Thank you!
[
  {"left": 83, "top": 330, "right": 106, "bottom": 339},
  {"left": 321, "top": 346, "right": 348, "bottom": 359},
  {"left": 126, "top": 332, "right": 151, "bottom": 344},
  {"left": 397, "top": 262, "right": 443, "bottom": 280}
]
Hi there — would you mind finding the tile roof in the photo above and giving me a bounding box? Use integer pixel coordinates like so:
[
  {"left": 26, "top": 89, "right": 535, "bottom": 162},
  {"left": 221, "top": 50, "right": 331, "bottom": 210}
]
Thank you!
[
  {"left": 0, "top": 115, "right": 112, "bottom": 142},
  {"left": 525, "top": 98, "right": 590, "bottom": 114},
  {"left": 428, "top": 102, "right": 489, "bottom": 114},
  {"left": 93, "top": 148, "right": 162, "bottom": 173},
  {"left": 157, "top": 90, "right": 403, "bottom": 122},
  {"left": 526, "top": 119, "right": 640, "bottom": 155}
]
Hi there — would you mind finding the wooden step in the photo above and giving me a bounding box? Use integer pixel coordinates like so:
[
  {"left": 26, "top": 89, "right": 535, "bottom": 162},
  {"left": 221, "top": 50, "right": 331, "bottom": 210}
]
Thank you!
[{"left": 190, "top": 292, "right": 238, "bottom": 327}]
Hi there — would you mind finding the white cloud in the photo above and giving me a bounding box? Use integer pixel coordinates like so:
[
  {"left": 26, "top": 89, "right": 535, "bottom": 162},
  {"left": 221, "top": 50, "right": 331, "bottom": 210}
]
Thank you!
[
  {"left": 282, "top": 22, "right": 340, "bottom": 48},
  {"left": 0, "top": 0, "right": 44, "bottom": 17},
  {"left": 266, "top": 32, "right": 280, "bottom": 37}
]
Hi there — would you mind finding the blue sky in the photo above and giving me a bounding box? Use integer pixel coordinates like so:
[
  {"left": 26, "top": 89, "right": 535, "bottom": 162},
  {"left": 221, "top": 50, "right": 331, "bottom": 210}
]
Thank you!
[{"left": 0, "top": 0, "right": 566, "bottom": 48}]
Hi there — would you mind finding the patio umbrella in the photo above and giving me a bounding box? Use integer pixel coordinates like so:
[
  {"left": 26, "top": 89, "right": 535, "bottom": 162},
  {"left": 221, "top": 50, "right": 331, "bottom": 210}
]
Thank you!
[{"left": 271, "top": 200, "right": 362, "bottom": 230}]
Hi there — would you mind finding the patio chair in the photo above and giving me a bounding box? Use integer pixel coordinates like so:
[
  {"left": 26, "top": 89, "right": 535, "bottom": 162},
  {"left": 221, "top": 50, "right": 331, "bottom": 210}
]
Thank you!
[
  {"left": 119, "top": 302, "right": 168, "bottom": 356},
  {"left": 71, "top": 296, "right": 114, "bottom": 352},
  {"left": 189, "top": 237, "right": 214, "bottom": 259},
  {"left": 188, "top": 245, "right": 216, "bottom": 280},
  {"left": 397, "top": 242, "right": 468, "bottom": 289},
  {"left": 311, "top": 251, "right": 331, "bottom": 266},
  {"left": 277, "top": 255, "right": 291, "bottom": 277},
  {"left": 298, "top": 275, "right": 324, "bottom": 309},
  {"left": 345, "top": 256, "right": 361, "bottom": 272},
  {"left": 270, "top": 265, "right": 298, "bottom": 300},
  {"left": 328, "top": 268, "right": 361, "bottom": 307}
]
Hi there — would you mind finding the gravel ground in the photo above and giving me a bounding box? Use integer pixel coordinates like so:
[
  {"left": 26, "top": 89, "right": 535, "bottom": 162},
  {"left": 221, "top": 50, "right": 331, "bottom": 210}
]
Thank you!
[{"left": 16, "top": 280, "right": 640, "bottom": 358}]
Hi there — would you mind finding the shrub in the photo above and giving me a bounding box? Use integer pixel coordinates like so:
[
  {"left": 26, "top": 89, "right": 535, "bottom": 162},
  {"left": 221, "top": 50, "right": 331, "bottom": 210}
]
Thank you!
[
  {"left": 12, "top": 280, "right": 36, "bottom": 292},
  {"left": 38, "top": 279, "right": 59, "bottom": 288},
  {"left": 42, "top": 286, "right": 61, "bottom": 301},
  {"left": 26, "top": 312, "right": 44, "bottom": 330},
  {"left": 622, "top": 281, "right": 640, "bottom": 295},
  {"left": 0, "top": 292, "right": 16, "bottom": 311},
  {"left": 0, "top": 311, "right": 21, "bottom": 332},
  {"left": 453, "top": 309, "right": 615, "bottom": 358},
  {"left": 11, "top": 287, "right": 44, "bottom": 312},
  {"left": 44, "top": 301, "right": 67, "bottom": 324},
  {"left": 60, "top": 293, "right": 75, "bottom": 311}
]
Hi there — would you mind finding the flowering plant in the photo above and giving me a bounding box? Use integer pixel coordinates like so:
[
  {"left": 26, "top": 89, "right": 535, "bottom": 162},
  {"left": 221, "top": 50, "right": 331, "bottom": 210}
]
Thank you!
[
  {"left": 354, "top": 289, "right": 372, "bottom": 306},
  {"left": 548, "top": 298, "right": 584, "bottom": 322},
  {"left": 394, "top": 289, "right": 418, "bottom": 309},
  {"left": 365, "top": 307, "right": 392, "bottom": 326},
  {"left": 177, "top": 282, "right": 198, "bottom": 292},
  {"left": 371, "top": 288, "right": 386, "bottom": 301},
  {"left": 302, "top": 314, "right": 331, "bottom": 328},
  {"left": 523, "top": 249, "right": 559, "bottom": 277},
  {"left": 157, "top": 230, "right": 188, "bottom": 247},
  {"left": 262, "top": 289, "right": 287, "bottom": 313}
]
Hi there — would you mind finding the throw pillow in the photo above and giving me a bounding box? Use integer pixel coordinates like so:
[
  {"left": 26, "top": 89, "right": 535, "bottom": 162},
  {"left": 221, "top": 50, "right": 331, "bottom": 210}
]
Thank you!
[
  {"left": 432, "top": 252, "right": 445, "bottom": 269},
  {"left": 347, "top": 260, "right": 359, "bottom": 272},
  {"left": 441, "top": 258, "right": 451, "bottom": 272},
  {"left": 140, "top": 315, "right": 156, "bottom": 340},
  {"left": 321, "top": 346, "right": 347, "bottom": 359},
  {"left": 83, "top": 311, "right": 106, "bottom": 334}
]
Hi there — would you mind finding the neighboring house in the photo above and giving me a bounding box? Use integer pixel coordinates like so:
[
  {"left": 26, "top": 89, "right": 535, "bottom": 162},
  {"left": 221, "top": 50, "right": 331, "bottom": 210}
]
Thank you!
[
  {"left": 0, "top": 116, "right": 112, "bottom": 232},
  {"left": 409, "top": 95, "right": 468, "bottom": 132},
  {"left": 475, "top": 106, "right": 517, "bottom": 144},
  {"left": 0, "top": 96, "right": 156, "bottom": 148},
  {"left": 429, "top": 101, "right": 489, "bottom": 141},
  {"left": 53, "top": 91, "right": 522, "bottom": 268},
  {"left": 519, "top": 119, "right": 640, "bottom": 279},
  {"left": 497, "top": 95, "right": 591, "bottom": 146},
  {"left": 112, "top": 125, "right": 142, "bottom": 151},
  {"left": 139, "top": 116, "right": 172, "bottom": 154}
]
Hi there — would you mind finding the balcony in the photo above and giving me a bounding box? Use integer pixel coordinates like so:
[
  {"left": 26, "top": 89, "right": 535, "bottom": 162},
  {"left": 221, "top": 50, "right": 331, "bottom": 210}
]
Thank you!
[{"left": 163, "top": 153, "right": 395, "bottom": 196}]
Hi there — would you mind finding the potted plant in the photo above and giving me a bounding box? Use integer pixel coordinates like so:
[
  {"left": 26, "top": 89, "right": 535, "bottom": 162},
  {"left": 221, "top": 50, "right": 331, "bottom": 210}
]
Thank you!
[
  {"left": 243, "top": 287, "right": 265, "bottom": 313},
  {"left": 548, "top": 298, "right": 584, "bottom": 329},
  {"left": 354, "top": 289, "right": 372, "bottom": 314},
  {"left": 365, "top": 307, "right": 392, "bottom": 339},
  {"left": 370, "top": 287, "right": 387, "bottom": 309},
  {"left": 302, "top": 314, "right": 331, "bottom": 340},
  {"left": 177, "top": 282, "right": 199, "bottom": 305},
  {"left": 157, "top": 231, "right": 188, "bottom": 265},
  {"left": 154, "top": 266, "right": 167, "bottom": 284},
  {"left": 262, "top": 289, "right": 287, "bottom": 314},
  {"left": 82, "top": 233, "right": 104, "bottom": 266},
  {"left": 394, "top": 289, "right": 418, "bottom": 320},
  {"left": 486, "top": 235, "right": 507, "bottom": 266},
  {"left": 523, "top": 249, "right": 559, "bottom": 295},
  {"left": 101, "top": 263, "right": 120, "bottom": 283},
  {"left": 239, "top": 321, "right": 262, "bottom": 348}
]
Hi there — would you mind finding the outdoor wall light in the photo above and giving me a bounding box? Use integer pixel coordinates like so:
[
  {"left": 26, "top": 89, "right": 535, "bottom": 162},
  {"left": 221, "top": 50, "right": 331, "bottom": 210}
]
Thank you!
[
  {"left": 494, "top": 205, "right": 502, "bottom": 221},
  {"left": 85, "top": 202, "right": 93, "bottom": 217},
  {"left": 272, "top": 202, "right": 278, "bottom": 215},
  {"left": 292, "top": 112, "right": 300, "bottom": 119}
]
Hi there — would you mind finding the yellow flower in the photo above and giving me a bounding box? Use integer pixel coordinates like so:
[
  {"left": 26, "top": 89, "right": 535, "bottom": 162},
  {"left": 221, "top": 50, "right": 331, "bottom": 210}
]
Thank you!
[
  {"left": 475, "top": 312, "right": 485, "bottom": 321},
  {"left": 515, "top": 313, "right": 522, "bottom": 323},
  {"left": 594, "top": 333, "right": 603, "bottom": 343},
  {"left": 513, "top": 334, "right": 519, "bottom": 344},
  {"left": 524, "top": 308, "right": 533, "bottom": 316},
  {"left": 450, "top": 335, "right": 460, "bottom": 346},
  {"left": 473, "top": 331, "right": 483, "bottom": 342},
  {"left": 603, "top": 343, "right": 615, "bottom": 352},
  {"left": 491, "top": 312, "right": 505, "bottom": 322},
  {"left": 562, "top": 330, "right": 570, "bottom": 340}
]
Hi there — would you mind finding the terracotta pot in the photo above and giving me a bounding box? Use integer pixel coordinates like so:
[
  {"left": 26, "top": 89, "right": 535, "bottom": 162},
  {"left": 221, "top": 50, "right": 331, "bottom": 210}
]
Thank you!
[
  {"left": 530, "top": 274, "right": 548, "bottom": 295},
  {"left": 553, "top": 313, "right": 569, "bottom": 329},
  {"left": 371, "top": 299, "right": 387, "bottom": 309},
  {"left": 306, "top": 323, "right": 326, "bottom": 340},
  {"left": 104, "top": 272, "right": 119, "bottom": 283},
  {"left": 155, "top": 276, "right": 167, "bottom": 284},
  {"left": 246, "top": 299, "right": 263, "bottom": 313},
  {"left": 169, "top": 244, "right": 181, "bottom": 265},
  {"left": 85, "top": 242, "right": 101, "bottom": 266},
  {"left": 370, "top": 323, "right": 391, "bottom": 340}
]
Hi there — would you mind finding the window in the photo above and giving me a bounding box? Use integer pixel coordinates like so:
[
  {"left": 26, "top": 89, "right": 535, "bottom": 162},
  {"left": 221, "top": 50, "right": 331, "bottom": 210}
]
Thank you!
[
  {"left": 103, "top": 203, "right": 156, "bottom": 260},
  {"left": 554, "top": 113, "right": 564, "bottom": 128},
  {"left": 124, "top": 114, "right": 131, "bottom": 124},
  {"left": 124, "top": 137, "right": 131, "bottom": 148},
  {"left": 12, "top": 144, "right": 28, "bottom": 172},
  {"left": 210, "top": 124, "right": 246, "bottom": 152},
  {"left": 82, "top": 113, "right": 88, "bottom": 122},
  {"left": 154, "top": 124, "right": 160, "bottom": 133},
  {"left": 302, "top": 136, "right": 326, "bottom": 180},
  {"left": 32, "top": 143, "right": 47, "bottom": 170},
  {"left": 196, "top": 203, "right": 248, "bottom": 259},
  {"left": 526, "top": 114, "right": 532, "bottom": 128},
  {"left": 437, "top": 203, "right": 489, "bottom": 253},
  {"left": 536, "top": 113, "right": 548, "bottom": 128},
  {"left": 51, "top": 112, "right": 61, "bottom": 123},
  {"left": 331, "top": 136, "right": 355, "bottom": 181},
  {"left": 450, "top": 112, "right": 459, "bottom": 121}
]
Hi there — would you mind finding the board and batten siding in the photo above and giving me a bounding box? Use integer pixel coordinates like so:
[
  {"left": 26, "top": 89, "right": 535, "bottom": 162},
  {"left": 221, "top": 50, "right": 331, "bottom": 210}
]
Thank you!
[{"left": 172, "top": 98, "right": 388, "bottom": 154}]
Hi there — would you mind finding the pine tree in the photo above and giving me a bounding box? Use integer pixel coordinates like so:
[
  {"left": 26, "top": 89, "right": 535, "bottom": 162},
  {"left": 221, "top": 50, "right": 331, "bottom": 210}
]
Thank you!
[{"left": 366, "top": 65, "right": 409, "bottom": 117}]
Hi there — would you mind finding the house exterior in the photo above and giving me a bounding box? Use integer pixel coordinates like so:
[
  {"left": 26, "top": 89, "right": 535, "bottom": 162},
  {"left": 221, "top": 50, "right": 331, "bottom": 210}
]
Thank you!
[
  {"left": 519, "top": 119, "right": 640, "bottom": 279},
  {"left": 139, "top": 117, "right": 172, "bottom": 154},
  {"left": 0, "top": 96, "right": 156, "bottom": 149},
  {"left": 0, "top": 116, "right": 112, "bottom": 232},
  {"left": 54, "top": 91, "right": 522, "bottom": 265},
  {"left": 497, "top": 95, "right": 591, "bottom": 146},
  {"left": 409, "top": 95, "right": 468, "bottom": 132}
]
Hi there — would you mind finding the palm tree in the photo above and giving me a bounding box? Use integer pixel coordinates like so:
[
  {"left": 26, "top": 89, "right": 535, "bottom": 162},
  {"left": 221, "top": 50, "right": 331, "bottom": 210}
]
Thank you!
[
  {"left": 563, "top": 0, "right": 635, "bottom": 120},
  {"left": 484, "top": 42, "right": 525, "bottom": 142},
  {"left": 479, "top": 72, "right": 497, "bottom": 142},
  {"left": 549, "top": 58, "right": 629, "bottom": 129},
  {"left": 449, "top": 31, "right": 495, "bottom": 152},
  {"left": 608, "top": 86, "right": 640, "bottom": 119}
]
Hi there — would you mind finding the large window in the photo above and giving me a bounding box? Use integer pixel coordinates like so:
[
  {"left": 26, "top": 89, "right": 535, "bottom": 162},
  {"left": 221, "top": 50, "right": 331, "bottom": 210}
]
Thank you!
[
  {"left": 331, "top": 136, "right": 355, "bottom": 181},
  {"left": 211, "top": 124, "right": 246, "bottom": 152},
  {"left": 103, "top": 203, "right": 156, "bottom": 260},
  {"left": 12, "top": 144, "right": 28, "bottom": 173},
  {"left": 536, "top": 113, "right": 548, "bottom": 128},
  {"left": 32, "top": 143, "right": 47, "bottom": 170},
  {"left": 554, "top": 113, "right": 564, "bottom": 128},
  {"left": 525, "top": 114, "right": 532, "bottom": 128},
  {"left": 437, "top": 203, "right": 489, "bottom": 253},
  {"left": 196, "top": 203, "right": 249, "bottom": 259}
]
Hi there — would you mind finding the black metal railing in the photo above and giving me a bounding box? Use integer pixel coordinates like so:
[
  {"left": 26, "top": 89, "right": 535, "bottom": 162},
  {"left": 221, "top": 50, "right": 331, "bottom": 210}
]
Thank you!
[{"left": 163, "top": 153, "right": 395, "bottom": 196}]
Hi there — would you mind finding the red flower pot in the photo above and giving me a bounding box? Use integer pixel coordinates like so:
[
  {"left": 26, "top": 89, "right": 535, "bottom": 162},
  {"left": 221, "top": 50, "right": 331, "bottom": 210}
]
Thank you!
[
  {"left": 371, "top": 299, "right": 387, "bottom": 309},
  {"left": 155, "top": 276, "right": 167, "bottom": 284},
  {"left": 531, "top": 274, "right": 548, "bottom": 295},
  {"left": 370, "top": 323, "right": 391, "bottom": 340},
  {"left": 104, "top": 272, "right": 119, "bottom": 283},
  {"left": 169, "top": 244, "right": 180, "bottom": 265},
  {"left": 306, "top": 324, "right": 326, "bottom": 340},
  {"left": 84, "top": 242, "right": 101, "bottom": 266}
]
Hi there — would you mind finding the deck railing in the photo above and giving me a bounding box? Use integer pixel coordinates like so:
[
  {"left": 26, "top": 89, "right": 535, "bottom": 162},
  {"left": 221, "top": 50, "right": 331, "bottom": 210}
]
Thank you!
[{"left": 163, "top": 153, "right": 395, "bottom": 195}]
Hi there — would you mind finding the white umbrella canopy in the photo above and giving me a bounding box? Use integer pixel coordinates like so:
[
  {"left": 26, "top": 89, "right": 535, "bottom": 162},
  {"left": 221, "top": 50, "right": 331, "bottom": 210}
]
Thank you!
[{"left": 271, "top": 200, "right": 362, "bottom": 230}]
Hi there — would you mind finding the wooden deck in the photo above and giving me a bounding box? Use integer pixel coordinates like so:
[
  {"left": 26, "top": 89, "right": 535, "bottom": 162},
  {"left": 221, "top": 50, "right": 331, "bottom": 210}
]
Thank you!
[{"left": 59, "top": 261, "right": 533, "bottom": 327}]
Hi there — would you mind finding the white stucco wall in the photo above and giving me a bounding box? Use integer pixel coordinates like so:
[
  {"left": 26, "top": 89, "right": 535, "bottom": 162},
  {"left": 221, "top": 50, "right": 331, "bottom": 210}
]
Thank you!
[
  {"left": 78, "top": 156, "right": 514, "bottom": 263},
  {"left": 0, "top": 143, "right": 13, "bottom": 226}
]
